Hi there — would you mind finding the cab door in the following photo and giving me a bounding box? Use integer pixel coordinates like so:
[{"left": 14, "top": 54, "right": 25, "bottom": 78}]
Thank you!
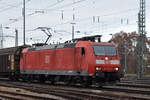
[{"left": 75, "top": 47, "right": 85, "bottom": 73}]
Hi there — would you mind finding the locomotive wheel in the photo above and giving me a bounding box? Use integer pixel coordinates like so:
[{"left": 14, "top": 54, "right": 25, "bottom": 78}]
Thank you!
[
  {"left": 82, "top": 77, "right": 92, "bottom": 87},
  {"left": 8, "top": 76, "right": 15, "bottom": 81},
  {"left": 27, "top": 75, "right": 34, "bottom": 83},
  {"left": 39, "top": 75, "right": 45, "bottom": 83},
  {"left": 49, "top": 76, "right": 56, "bottom": 85},
  {"left": 8, "top": 73, "right": 16, "bottom": 81},
  {"left": 64, "top": 76, "right": 72, "bottom": 85},
  {"left": 21, "top": 75, "right": 28, "bottom": 82}
]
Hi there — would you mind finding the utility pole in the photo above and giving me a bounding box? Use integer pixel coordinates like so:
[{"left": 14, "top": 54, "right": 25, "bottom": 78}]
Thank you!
[
  {"left": 137, "top": 0, "right": 146, "bottom": 79},
  {"left": 15, "top": 29, "right": 18, "bottom": 46},
  {"left": 23, "top": 0, "right": 26, "bottom": 45}
]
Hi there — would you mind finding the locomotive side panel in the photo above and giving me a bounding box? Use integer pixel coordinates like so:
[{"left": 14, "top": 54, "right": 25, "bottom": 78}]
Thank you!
[
  {"left": 39, "top": 50, "right": 55, "bottom": 70},
  {"left": 21, "top": 46, "right": 92, "bottom": 76},
  {"left": 38, "top": 48, "right": 76, "bottom": 74},
  {"left": 55, "top": 48, "right": 75, "bottom": 70},
  {"left": 21, "top": 48, "right": 78, "bottom": 75},
  {"left": 24, "top": 51, "right": 39, "bottom": 70},
  {"left": 74, "top": 47, "right": 82, "bottom": 72}
]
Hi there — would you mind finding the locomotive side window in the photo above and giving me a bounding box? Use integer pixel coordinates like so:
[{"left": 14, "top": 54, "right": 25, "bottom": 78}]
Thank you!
[{"left": 81, "top": 47, "right": 85, "bottom": 56}]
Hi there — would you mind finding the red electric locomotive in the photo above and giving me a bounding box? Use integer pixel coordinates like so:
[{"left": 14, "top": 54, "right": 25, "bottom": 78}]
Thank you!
[{"left": 20, "top": 35, "right": 120, "bottom": 85}]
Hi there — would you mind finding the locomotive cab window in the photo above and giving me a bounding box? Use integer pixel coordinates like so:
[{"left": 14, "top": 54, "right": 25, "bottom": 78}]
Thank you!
[
  {"left": 93, "top": 45, "right": 117, "bottom": 56},
  {"left": 105, "top": 46, "right": 117, "bottom": 56},
  {"left": 81, "top": 47, "right": 85, "bottom": 56},
  {"left": 93, "top": 46, "right": 105, "bottom": 56}
]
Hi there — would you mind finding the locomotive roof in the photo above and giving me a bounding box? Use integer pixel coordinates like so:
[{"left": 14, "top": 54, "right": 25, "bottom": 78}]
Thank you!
[
  {"left": 27, "top": 41, "right": 116, "bottom": 52},
  {"left": 65, "top": 35, "right": 102, "bottom": 43},
  {"left": 28, "top": 43, "right": 77, "bottom": 51},
  {"left": 75, "top": 41, "right": 116, "bottom": 47},
  {"left": 91, "top": 42, "right": 116, "bottom": 46}
]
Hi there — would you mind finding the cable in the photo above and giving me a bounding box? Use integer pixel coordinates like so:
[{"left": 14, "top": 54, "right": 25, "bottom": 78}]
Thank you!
[
  {"left": 16, "top": 7, "right": 139, "bottom": 36},
  {"left": 26, "top": 0, "right": 65, "bottom": 11},
  {"left": 46, "top": 8, "right": 139, "bottom": 28},
  {"left": 0, "top": 0, "right": 31, "bottom": 13},
  {"left": 44, "top": 0, "right": 87, "bottom": 12},
  {"left": 0, "top": 2, "right": 21, "bottom": 9}
]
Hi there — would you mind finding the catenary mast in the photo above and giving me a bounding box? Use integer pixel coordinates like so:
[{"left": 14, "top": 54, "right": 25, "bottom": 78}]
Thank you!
[{"left": 137, "top": 0, "right": 147, "bottom": 79}]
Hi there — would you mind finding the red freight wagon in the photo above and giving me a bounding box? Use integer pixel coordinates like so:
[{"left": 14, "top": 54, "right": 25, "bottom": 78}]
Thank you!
[{"left": 20, "top": 40, "right": 120, "bottom": 85}]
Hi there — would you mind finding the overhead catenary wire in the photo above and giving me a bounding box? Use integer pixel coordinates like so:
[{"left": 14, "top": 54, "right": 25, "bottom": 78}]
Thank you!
[
  {"left": 48, "top": 8, "right": 139, "bottom": 28},
  {"left": 0, "top": 0, "right": 31, "bottom": 13},
  {"left": 26, "top": 0, "right": 65, "bottom": 11},
  {"left": 9, "top": 8, "right": 138, "bottom": 35},
  {"left": 2, "top": 0, "right": 67, "bottom": 26}
]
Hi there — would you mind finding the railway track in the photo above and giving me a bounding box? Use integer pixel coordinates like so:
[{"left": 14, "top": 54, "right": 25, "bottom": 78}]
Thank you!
[
  {"left": 116, "top": 83, "right": 150, "bottom": 88},
  {"left": 0, "top": 88, "right": 60, "bottom": 100},
  {"left": 102, "top": 85, "right": 150, "bottom": 95},
  {"left": 120, "top": 77, "right": 150, "bottom": 85},
  {"left": 0, "top": 81, "right": 116, "bottom": 100},
  {"left": 120, "top": 80, "right": 150, "bottom": 85},
  {"left": 0, "top": 79, "right": 150, "bottom": 100}
]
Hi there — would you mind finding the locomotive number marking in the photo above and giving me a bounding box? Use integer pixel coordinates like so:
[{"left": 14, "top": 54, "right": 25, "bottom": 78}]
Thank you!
[{"left": 45, "top": 55, "right": 50, "bottom": 64}]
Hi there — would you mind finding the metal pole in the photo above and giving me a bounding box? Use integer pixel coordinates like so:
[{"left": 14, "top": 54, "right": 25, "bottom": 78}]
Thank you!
[
  {"left": 71, "top": 23, "right": 75, "bottom": 40},
  {"left": 124, "top": 41, "right": 127, "bottom": 75},
  {"left": 0, "top": 24, "right": 4, "bottom": 48},
  {"left": 72, "top": 24, "right": 74, "bottom": 40},
  {"left": 23, "top": 0, "right": 25, "bottom": 45},
  {"left": 15, "top": 29, "right": 18, "bottom": 46}
]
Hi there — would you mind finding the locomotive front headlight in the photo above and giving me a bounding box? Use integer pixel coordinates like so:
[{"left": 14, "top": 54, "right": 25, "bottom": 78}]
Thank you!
[
  {"left": 96, "top": 67, "right": 102, "bottom": 71},
  {"left": 114, "top": 67, "right": 119, "bottom": 71}
]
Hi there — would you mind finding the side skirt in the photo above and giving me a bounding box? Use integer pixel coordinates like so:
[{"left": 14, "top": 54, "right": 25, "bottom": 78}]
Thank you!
[{"left": 21, "top": 70, "right": 89, "bottom": 76}]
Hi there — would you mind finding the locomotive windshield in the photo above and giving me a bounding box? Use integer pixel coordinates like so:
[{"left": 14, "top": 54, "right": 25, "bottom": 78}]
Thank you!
[{"left": 93, "top": 46, "right": 117, "bottom": 56}]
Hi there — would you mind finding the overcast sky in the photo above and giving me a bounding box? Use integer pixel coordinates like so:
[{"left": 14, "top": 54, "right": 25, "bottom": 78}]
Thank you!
[{"left": 0, "top": 0, "right": 150, "bottom": 47}]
